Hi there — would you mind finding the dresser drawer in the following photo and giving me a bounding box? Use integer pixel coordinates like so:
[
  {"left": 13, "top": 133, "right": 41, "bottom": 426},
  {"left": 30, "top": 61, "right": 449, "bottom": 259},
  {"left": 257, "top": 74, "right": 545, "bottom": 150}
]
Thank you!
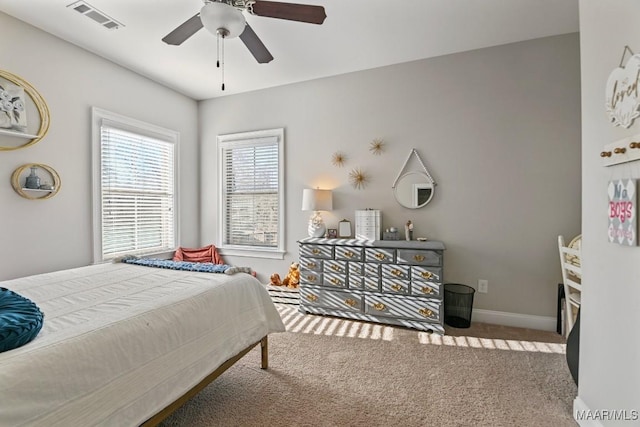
[
  {"left": 363, "top": 277, "right": 380, "bottom": 292},
  {"left": 365, "top": 294, "right": 441, "bottom": 322},
  {"left": 381, "top": 278, "right": 410, "bottom": 295},
  {"left": 300, "top": 270, "right": 322, "bottom": 286},
  {"left": 347, "top": 276, "right": 364, "bottom": 290},
  {"left": 363, "top": 263, "right": 380, "bottom": 277},
  {"left": 300, "top": 287, "right": 363, "bottom": 312},
  {"left": 324, "top": 260, "right": 347, "bottom": 275},
  {"left": 300, "top": 257, "right": 323, "bottom": 272},
  {"left": 381, "top": 264, "right": 410, "bottom": 280},
  {"left": 351, "top": 261, "right": 380, "bottom": 277},
  {"left": 397, "top": 249, "right": 441, "bottom": 266},
  {"left": 410, "top": 266, "right": 442, "bottom": 284},
  {"left": 411, "top": 282, "right": 441, "bottom": 298},
  {"left": 365, "top": 248, "right": 394, "bottom": 264},
  {"left": 348, "top": 261, "right": 364, "bottom": 276},
  {"left": 300, "top": 244, "right": 333, "bottom": 259},
  {"left": 323, "top": 272, "right": 347, "bottom": 288},
  {"left": 335, "top": 246, "right": 363, "bottom": 261}
]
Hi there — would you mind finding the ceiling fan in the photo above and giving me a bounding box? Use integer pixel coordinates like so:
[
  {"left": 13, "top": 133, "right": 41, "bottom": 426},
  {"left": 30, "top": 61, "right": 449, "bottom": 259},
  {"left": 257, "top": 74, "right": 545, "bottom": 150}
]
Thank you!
[{"left": 162, "top": 0, "right": 327, "bottom": 64}]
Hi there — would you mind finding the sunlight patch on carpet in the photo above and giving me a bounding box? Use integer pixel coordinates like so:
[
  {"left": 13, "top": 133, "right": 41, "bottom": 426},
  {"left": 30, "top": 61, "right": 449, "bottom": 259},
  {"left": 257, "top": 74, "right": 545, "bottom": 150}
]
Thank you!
[
  {"left": 277, "top": 304, "right": 395, "bottom": 341},
  {"left": 417, "top": 332, "right": 565, "bottom": 354},
  {"left": 275, "top": 304, "right": 564, "bottom": 353}
]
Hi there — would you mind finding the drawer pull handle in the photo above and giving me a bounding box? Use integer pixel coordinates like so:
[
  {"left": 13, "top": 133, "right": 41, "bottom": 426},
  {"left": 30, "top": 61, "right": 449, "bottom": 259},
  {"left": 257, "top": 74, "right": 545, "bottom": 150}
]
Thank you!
[
  {"left": 331, "top": 265, "right": 342, "bottom": 271},
  {"left": 413, "top": 254, "right": 425, "bottom": 262},
  {"left": 391, "top": 284, "right": 403, "bottom": 292},
  {"left": 372, "top": 302, "right": 386, "bottom": 311},
  {"left": 312, "top": 248, "right": 320, "bottom": 255},
  {"left": 345, "top": 251, "right": 355, "bottom": 258},
  {"left": 374, "top": 253, "right": 387, "bottom": 261},
  {"left": 306, "top": 262, "right": 317, "bottom": 269},
  {"left": 419, "top": 308, "right": 434, "bottom": 318},
  {"left": 306, "top": 275, "right": 317, "bottom": 282},
  {"left": 344, "top": 298, "right": 357, "bottom": 307},
  {"left": 421, "top": 286, "right": 434, "bottom": 295},
  {"left": 391, "top": 269, "right": 403, "bottom": 277},
  {"left": 330, "top": 278, "right": 342, "bottom": 285},
  {"left": 306, "top": 294, "right": 318, "bottom": 302},
  {"left": 420, "top": 271, "right": 433, "bottom": 279}
]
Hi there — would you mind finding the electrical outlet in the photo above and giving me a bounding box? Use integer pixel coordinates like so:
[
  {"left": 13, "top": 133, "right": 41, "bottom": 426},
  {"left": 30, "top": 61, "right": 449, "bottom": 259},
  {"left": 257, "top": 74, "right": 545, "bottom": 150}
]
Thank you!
[{"left": 478, "top": 279, "right": 489, "bottom": 293}]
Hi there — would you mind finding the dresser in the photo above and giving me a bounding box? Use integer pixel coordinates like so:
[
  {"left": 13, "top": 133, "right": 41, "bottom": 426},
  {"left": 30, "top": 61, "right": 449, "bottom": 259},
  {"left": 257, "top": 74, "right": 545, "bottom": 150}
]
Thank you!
[{"left": 298, "top": 237, "right": 446, "bottom": 334}]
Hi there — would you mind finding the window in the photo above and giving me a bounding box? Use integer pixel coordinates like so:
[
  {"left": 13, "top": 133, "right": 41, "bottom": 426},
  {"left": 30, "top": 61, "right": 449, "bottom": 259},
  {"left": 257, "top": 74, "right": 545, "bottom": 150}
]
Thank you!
[
  {"left": 92, "top": 108, "right": 179, "bottom": 262},
  {"left": 218, "top": 128, "right": 284, "bottom": 259}
]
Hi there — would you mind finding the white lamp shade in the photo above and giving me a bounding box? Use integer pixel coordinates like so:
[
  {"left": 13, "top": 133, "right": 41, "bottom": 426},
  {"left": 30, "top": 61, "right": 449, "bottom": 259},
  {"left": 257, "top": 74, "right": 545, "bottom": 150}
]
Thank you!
[
  {"left": 200, "top": 2, "right": 246, "bottom": 39},
  {"left": 302, "top": 189, "right": 333, "bottom": 211}
]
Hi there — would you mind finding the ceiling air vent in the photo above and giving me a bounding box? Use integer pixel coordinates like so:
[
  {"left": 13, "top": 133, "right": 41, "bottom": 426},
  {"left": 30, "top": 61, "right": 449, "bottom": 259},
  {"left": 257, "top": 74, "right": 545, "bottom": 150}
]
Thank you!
[{"left": 67, "top": 1, "right": 124, "bottom": 30}]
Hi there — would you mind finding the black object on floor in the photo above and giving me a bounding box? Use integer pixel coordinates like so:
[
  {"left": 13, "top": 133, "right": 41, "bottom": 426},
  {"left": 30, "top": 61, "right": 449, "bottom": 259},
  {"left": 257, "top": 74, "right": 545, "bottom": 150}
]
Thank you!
[
  {"left": 443, "top": 283, "right": 475, "bottom": 328},
  {"left": 566, "top": 307, "right": 580, "bottom": 385},
  {"left": 557, "top": 283, "right": 565, "bottom": 334}
]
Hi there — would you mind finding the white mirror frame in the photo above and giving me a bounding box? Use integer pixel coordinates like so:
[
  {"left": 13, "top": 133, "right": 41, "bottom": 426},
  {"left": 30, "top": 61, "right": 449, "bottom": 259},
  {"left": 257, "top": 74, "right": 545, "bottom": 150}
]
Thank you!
[
  {"left": 393, "top": 172, "right": 435, "bottom": 209},
  {"left": 392, "top": 149, "right": 436, "bottom": 209}
]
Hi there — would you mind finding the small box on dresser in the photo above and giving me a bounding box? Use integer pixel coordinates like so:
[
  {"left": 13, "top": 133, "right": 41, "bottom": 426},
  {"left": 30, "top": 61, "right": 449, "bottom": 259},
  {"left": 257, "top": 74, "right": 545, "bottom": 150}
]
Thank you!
[{"left": 298, "top": 237, "right": 446, "bottom": 334}]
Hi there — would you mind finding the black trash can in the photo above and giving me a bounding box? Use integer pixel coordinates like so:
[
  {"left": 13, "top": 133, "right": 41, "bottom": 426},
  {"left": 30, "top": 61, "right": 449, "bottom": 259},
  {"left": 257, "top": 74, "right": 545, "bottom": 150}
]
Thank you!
[{"left": 444, "top": 283, "right": 475, "bottom": 328}]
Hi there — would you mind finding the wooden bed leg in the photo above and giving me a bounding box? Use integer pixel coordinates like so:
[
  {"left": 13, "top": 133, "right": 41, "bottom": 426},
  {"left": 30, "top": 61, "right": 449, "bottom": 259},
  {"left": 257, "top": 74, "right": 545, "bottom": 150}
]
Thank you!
[{"left": 261, "top": 336, "right": 268, "bottom": 369}]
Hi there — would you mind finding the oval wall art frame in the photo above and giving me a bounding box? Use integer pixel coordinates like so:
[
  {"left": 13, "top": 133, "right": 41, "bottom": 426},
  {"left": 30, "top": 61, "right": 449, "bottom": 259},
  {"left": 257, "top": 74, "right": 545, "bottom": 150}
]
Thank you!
[{"left": 0, "top": 69, "right": 50, "bottom": 151}]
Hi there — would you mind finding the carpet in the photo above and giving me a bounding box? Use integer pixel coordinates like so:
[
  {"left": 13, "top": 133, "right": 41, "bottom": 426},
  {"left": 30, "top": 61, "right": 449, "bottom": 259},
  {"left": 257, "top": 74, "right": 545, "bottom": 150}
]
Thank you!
[{"left": 160, "top": 304, "right": 576, "bottom": 427}]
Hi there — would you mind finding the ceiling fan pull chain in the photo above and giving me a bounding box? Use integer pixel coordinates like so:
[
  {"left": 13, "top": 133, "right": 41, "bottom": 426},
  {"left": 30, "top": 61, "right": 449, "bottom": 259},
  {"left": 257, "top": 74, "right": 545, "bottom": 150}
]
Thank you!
[
  {"left": 216, "top": 31, "right": 220, "bottom": 68},
  {"left": 221, "top": 32, "right": 225, "bottom": 91}
]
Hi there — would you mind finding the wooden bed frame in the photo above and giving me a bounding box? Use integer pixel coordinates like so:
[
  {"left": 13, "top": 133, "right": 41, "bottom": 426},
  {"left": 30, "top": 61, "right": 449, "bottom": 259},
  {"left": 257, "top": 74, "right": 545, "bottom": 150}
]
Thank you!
[{"left": 141, "top": 335, "right": 269, "bottom": 426}]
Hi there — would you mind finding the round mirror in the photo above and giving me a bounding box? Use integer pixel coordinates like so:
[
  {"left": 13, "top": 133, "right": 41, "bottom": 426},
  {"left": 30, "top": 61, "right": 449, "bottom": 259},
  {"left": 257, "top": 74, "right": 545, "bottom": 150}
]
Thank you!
[{"left": 393, "top": 172, "right": 435, "bottom": 209}]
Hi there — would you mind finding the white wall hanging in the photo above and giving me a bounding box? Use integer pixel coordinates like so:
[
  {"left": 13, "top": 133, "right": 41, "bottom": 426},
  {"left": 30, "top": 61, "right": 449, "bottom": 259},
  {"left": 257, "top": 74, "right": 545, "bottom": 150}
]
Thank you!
[
  {"left": 606, "top": 46, "right": 640, "bottom": 128},
  {"left": 607, "top": 179, "right": 637, "bottom": 246}
]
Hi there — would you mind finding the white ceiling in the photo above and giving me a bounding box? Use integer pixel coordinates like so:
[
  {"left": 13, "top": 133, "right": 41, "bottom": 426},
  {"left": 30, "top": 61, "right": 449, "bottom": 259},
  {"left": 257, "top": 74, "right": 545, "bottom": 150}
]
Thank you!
[{"left": 0, "top": 0, "right": 578, "bottom": 101}]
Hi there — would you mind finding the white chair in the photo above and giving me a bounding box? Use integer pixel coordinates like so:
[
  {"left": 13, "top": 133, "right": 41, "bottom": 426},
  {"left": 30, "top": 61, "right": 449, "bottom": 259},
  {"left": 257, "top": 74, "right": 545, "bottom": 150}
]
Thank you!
[{"left": 558, "top": 235, "right": 582, "bottom": 337}]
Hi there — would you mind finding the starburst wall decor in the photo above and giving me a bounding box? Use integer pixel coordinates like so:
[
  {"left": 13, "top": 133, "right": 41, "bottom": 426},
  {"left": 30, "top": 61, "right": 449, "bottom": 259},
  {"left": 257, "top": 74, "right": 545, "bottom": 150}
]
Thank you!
[
  {"left": 349, "top": 167, "right": 368, "bottom": 189},
  {"left": 369, "top": 138, "right": 385, "bottom": 155},
  {"left": 331, "top": 151, "right": 346, "bottom": 167}
]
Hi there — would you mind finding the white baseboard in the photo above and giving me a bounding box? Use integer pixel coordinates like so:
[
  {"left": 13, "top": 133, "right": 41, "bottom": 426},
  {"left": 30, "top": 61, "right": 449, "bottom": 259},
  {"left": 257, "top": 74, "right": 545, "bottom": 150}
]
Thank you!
[
  {"left": 471, "top": 308, "right": 556, "bottom": 331},
  {"left": 573, "top": 396, "right": 603, "bottom": 427}
]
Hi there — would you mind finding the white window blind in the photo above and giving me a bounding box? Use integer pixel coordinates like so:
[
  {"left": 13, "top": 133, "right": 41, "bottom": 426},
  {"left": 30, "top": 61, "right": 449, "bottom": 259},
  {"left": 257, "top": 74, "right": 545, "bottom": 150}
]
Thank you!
[
  {"left": 99, "top": 123, "right": 175, "bottom": 259},
  {"left": 221, "top": 136, "right": 280, "bottom": 249}
]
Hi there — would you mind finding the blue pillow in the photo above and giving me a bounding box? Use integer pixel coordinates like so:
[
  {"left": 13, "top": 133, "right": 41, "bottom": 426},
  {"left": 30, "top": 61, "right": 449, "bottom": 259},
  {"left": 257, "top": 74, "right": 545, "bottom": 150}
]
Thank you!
[{"left": 0, "top": 287, "right": 44, "bottom": 353}]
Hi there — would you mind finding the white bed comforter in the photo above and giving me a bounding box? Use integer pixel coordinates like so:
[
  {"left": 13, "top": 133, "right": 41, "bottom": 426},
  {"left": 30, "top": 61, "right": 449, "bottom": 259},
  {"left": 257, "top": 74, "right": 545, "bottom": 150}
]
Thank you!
[{"left": 0, "top": 262, "right": 285, "bottom": 427}]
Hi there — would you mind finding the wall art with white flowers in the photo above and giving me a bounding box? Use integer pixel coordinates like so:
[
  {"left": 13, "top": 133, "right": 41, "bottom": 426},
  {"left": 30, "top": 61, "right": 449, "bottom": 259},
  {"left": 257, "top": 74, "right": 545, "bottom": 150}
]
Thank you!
[{"left": 0, "top": 81, "right": 27, "bottom": 131}]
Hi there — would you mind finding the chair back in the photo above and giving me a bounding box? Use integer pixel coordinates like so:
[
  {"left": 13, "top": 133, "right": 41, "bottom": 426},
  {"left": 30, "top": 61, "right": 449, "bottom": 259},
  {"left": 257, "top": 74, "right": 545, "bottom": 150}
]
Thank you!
[{"left": 558, "top": 235, "right": 582, "bottom": 337}]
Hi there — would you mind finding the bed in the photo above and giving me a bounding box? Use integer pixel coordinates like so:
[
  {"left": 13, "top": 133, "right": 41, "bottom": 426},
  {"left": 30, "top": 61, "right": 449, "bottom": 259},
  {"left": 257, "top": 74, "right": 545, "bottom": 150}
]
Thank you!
[{"left": 0, "top": 262, "right": 285, "bottom": 426}]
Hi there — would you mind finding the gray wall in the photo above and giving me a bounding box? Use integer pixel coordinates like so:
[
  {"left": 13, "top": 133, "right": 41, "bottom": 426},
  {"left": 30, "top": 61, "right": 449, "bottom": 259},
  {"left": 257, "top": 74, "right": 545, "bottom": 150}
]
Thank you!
[
  {"left": 201, "top": 33, "right": 582, "bottom": 319},
  {"left": 578, "top": 0, "right": 640, "bottom": 421},
  {"left": 0, "top": 12, "right": 200, "bottom": 280}
]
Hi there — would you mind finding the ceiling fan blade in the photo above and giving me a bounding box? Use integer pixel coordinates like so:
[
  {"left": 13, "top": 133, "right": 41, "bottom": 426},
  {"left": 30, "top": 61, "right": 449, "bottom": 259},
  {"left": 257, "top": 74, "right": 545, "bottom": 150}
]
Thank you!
[
  {"left": 240, "top": 24, "right": 274, "bottom": 64},
  {"left": 251, "top": 1, "right": 327, "bottom": 25},
  {"left": 162, "top": 13, "right": 203, "bottom": 46}
]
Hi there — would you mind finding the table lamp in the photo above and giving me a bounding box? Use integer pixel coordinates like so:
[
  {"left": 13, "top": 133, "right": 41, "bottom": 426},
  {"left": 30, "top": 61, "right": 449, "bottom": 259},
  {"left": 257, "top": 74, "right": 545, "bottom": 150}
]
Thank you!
[{"left": 302, "top": 188, "right": 333, "bottom": 237}]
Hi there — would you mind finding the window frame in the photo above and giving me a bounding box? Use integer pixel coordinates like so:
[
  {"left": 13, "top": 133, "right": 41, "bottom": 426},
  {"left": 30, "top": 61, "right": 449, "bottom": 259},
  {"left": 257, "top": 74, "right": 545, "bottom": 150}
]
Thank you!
[
  {"left": 217, "top": 128, "right": 285, "bottom": 260},
  {"left": 91, "top": 107, "right": 180, "bottom": 263}
]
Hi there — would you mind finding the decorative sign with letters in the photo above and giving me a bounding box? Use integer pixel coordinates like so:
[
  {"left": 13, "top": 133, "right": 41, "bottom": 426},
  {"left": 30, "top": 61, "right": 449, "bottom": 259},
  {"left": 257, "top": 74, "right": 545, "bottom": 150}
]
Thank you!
[
  {"left": 608, "top": 179, "right": 637, "bottom": 246},
  {"left": 606, "top": 49, "right": 640, "bottom": 128}
]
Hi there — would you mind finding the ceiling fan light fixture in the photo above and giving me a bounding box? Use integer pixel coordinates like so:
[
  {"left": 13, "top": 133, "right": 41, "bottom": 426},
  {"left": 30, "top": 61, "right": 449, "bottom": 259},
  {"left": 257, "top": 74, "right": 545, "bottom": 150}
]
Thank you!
[{"left": 200, "top": 2, "right": 246, "bottom": 39}]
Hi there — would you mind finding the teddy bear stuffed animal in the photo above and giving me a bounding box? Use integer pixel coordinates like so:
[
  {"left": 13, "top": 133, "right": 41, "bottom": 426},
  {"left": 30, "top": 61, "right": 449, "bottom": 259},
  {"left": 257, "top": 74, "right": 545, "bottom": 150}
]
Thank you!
[
  {"left": 281, "top": 262, "right": 300, "bottom": 289},
  {"left": 269, "top": 273, "right": 282, "bottom": 286}
]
